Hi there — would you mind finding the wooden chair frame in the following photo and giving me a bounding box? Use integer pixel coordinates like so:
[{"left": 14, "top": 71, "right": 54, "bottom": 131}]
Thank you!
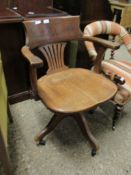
[{"left": 21, "top": 16, "right": 119, "bottom": 156}]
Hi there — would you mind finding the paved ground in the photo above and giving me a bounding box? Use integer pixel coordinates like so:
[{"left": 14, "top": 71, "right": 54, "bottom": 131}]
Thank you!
[{"left": 1, "top": 99, "right": 131, "bottom": 175}]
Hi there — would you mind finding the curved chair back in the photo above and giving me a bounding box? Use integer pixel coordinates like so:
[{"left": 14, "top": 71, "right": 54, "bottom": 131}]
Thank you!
[{"left": 23, "top": 16, "right": 82, "bottom": 49}]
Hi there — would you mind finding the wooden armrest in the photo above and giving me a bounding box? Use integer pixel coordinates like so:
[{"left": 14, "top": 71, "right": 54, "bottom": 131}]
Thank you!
[
  {"left": 81, "top": 36, "right": 120, "bottom": 50},
  {"left": 21, "top": 46, "right": 43, "bottom": 68}
]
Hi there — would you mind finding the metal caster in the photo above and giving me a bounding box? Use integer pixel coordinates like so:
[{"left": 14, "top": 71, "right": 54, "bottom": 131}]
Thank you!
[
  {"left": 91, "top": 149, "right": 96, "bottom": 156},
  {"left": 112, "top": 126, "right": 115, "bottom": 131},
  {"left": 88, "top": 110, "right": 95, "bottom": 114},
  {"left": 37, "top": 139, "right": 46, "bottom": 146}
]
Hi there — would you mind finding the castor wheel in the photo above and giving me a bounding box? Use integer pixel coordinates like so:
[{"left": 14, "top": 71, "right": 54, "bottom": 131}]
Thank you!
[
  {"left": 91, "top": 149, "right": 96, "bottom": 156},
  {"left": 88, "top": 110, "right": 95, "bottom": 114},
  {"left": 37, "top": 139, "right": 46, "bottom": 146},
  {"left": 112, "top": 126, "right": 115, "bottom": 131}
]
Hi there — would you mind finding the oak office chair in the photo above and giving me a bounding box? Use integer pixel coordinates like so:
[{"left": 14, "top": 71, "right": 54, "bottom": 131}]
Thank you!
[
  {"left": 21, "top": 16, "right": 117, "bottom": 156},
  {"left": 84, "top": 20, "right": 131, "bottom": 130}
]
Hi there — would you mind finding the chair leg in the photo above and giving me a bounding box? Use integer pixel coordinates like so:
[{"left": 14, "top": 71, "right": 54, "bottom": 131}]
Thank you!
[
  {"left": 34, "top": 113, "right": 65, "bottom": 145},
  {"left": 112, "top": 104, "right": 123, "bottom": 130},
  {"left": 0, "top": 131, "right": 12, "bottom": 175},
  {"left": 73, "top": 112, "right": 99, "bottom": 156}
]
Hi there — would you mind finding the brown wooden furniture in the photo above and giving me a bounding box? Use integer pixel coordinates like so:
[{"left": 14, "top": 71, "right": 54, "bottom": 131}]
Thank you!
[
  {"left": 80, "top": 0, "right": 113, "bottom": 29},
  {"left": 21, "top": 16, "right": 118, "bottom": 156},
  {"left": 9, "top": 0, "right": 67, "bottom": 19},
  {"left": 53, "top": 0, "right": 113, "bottom": 27},
  {"left": 0, "top": 6, "right": 28, "bottom": 104}
]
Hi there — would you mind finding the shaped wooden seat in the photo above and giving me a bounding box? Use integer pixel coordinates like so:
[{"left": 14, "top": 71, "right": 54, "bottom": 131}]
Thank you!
[
  {"left": 37, "top": 68, "right": 117, "bottom": 113},
  {"left": 21, "top": 16, "right": 118, "bottom": 156}
]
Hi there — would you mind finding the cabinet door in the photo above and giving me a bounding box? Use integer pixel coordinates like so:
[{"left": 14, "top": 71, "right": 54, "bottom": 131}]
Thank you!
[{"left": 53, "top": 0, "right": 80, "bottom": 15}]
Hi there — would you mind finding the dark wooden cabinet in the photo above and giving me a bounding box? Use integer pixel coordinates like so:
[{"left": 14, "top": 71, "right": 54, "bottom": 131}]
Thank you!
[
  {"left": 10, "top": 0, "right": 53, "bottom": 7},
  {"left": 80, "top": 0, "right": 113, "bottom": 26},
  {"left": 53, "top": 0, "right": 80, "bottom": 15},
  {"left": 0, "top": 7, "right": 27, "bottom": 103},
  {"left": 54, "top": 0, "right": 113, "bottom": 28},
  {"left": 0, "top": 23, "right": 29, "bottom": 98}
]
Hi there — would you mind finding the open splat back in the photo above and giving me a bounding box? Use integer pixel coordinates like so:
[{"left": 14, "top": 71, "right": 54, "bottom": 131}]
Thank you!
[{"left": 21, "top": 16, "right": 118, "bottom": 156}]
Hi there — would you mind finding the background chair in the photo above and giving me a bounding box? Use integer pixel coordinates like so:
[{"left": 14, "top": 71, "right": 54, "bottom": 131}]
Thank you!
[
  {"left": 21, "top": 16, "right": 118, "bottom": 156},
  {"left": 84, "top": 20, "right": 131, "bottom": 130}
]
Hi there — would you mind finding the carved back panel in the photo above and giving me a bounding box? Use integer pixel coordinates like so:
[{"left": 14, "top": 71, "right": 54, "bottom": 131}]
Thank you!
[{"left": 39, "top": 43, "right": 68, "bottom": 74}]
